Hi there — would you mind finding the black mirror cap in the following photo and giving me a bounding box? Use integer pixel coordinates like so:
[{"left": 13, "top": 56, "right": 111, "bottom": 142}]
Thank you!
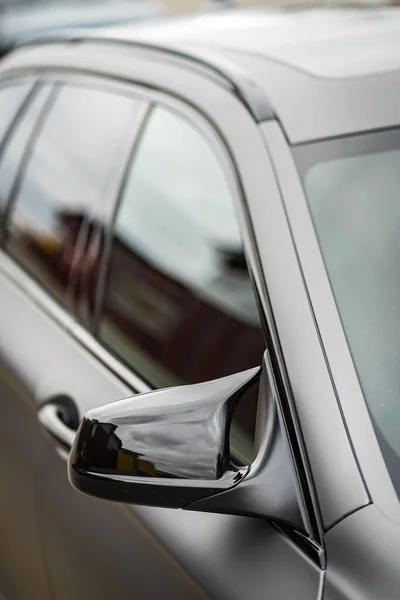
[
  {"left": 68, "top": 367, "right": 259, "bottom": 508},
  {"left": 68, "top": 353, "right": 306, "bottom": 532}
]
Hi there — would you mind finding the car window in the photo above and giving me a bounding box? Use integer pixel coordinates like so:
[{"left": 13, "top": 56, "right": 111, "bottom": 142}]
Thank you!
[
  {"left": 0, "top": 81, "right": 33, "bottom": 147},
  {"left": 98, "top": 105, "right": 265, "bottom": 464},
  {"left": 6, "top": 82, "right": 140, "bottom": 308},
  {"left": 0, "top": 84, "right": 53, "bottom": 218},
  {"left": 295, "top": 128, "right": 400, "bottom": 497}
]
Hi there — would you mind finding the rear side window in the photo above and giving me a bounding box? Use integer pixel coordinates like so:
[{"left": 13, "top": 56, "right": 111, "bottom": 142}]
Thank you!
[
  {"left": 98, "top": 105, "right": 265, "bottom": 464},
  {"left": 0, "top": 84, "right": 53, "bottom": 216},
  {"left": 6, "top": 83, "right": 140, "bottom": 308},
  {"left": 0, "top": 82, "right": 33, "bottom": 145}
]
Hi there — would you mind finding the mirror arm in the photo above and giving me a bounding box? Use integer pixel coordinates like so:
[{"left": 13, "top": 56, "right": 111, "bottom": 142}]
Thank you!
[{"left": 185, "top": 353, "right": 308, "bottom": 532}]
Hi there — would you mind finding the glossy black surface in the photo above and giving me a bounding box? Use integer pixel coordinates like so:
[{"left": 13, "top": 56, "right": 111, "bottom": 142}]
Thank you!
[
  {"left": 69, "top": 367, "right": 260, "bottom": 507},
  {"left": 188, "top": 352, "right": 306, "bottom": 532}
]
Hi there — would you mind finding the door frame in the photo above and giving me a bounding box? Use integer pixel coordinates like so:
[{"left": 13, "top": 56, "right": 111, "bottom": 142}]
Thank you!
[{"left": 0, "top": 43, "right": 366, "bottom": 545}]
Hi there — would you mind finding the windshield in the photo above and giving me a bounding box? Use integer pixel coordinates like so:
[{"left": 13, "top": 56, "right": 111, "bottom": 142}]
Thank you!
[{"left": 294, "top": 128, "right": 400, "bottom": 495}]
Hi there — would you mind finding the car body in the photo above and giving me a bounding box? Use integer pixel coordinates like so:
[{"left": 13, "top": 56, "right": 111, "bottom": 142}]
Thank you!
[{"left": 1, "top": 4, "right": 400, "bottom": 600}]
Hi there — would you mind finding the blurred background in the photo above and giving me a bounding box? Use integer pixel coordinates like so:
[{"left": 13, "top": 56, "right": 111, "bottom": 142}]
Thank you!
[
  {"left": 0, "top": 0, "right": 283, "bottom": 57},
  {"left": 1, "top": 0, "right": 396, "bottom": 58}
]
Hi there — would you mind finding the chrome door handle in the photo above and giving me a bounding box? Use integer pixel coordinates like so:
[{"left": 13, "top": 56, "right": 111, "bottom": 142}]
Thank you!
[{"left": 38, "top": 402, "right": 78, "bottom": 449}]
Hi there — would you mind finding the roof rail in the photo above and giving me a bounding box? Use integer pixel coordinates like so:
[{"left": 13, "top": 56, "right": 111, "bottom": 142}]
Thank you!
[{"left": 20, "top": 32, "right": 274, "bottom": 122}]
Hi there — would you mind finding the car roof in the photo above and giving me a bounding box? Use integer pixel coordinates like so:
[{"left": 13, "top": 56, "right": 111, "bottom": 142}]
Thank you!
[
  {"left": 10, "top": 3, "right": 400, "bottom": 142},
  {"left": 102, "top": 3, "right": 400, "bottom": 79}
]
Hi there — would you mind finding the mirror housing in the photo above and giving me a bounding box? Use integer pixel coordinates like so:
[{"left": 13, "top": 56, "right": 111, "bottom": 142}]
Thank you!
[{"left": 68, "top": 353, "right": 306, "bottom": 531}]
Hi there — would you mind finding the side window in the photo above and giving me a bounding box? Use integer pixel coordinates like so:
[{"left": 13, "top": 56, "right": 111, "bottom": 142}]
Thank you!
[
  {"left": 0, "top": 81, "right": 33, "bottom": 146},
  {"left": 6, "top": 83, "right": 140, "bottom": 308},
  {"left": 98, "top": 105, "right": 265, "bottom": 463},
  {"left": 0, "top": 84, "right": 54, "bottom": 217}
]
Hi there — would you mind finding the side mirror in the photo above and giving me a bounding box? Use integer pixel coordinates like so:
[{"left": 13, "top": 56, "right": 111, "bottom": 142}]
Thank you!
[{"left": 68, "top": 352, "right": 306, "bottom": 531}]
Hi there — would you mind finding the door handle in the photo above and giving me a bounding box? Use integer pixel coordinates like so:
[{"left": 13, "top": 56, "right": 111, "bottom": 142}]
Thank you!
[{"left": 38, "top": 399, "right": 79, "bottom": 450}]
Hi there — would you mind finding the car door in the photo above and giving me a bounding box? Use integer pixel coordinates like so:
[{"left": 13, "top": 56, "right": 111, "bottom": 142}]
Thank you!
[
  {"left": 31, "top": 88, "right": 322, "bottom": 599},
  {"left": 0, "top": 76, "right": 61, "bottom": 600},
  {"left": 0, "top": 72, "right": 147, "bottom": 600}
]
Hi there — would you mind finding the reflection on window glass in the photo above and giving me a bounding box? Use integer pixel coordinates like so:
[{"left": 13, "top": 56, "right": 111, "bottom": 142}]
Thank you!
[
  {"left": 0, "top": 82, "right": 33, "bottom": 146},
  {"left": 0, "top": 84, "right": 53, "bottom": 213},
  {"left": 7, "top": 83, "right": 138, "bottom": 307},
  {"left": 99, "top": 106, "right": 265, "bottom": 465},
  {"left": 297, "top": 130, "right": 400, "bottom": 496}
]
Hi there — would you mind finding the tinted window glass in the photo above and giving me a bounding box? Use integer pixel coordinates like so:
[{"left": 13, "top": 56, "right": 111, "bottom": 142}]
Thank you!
[
  {"left": 7, "top": 83, "right": 138, "bottom": 307},
  {"left": 0, "top": 84, "right": 53, "bottom": 215},
  {"left": 295, "top": 128, "right": 400, "bottom": 497},
  {"left": 0, "top": 82, "right": 33, "bottom": 145},
  {"left": 99, "top": 106, "right": 265, "bottom": 464}
]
